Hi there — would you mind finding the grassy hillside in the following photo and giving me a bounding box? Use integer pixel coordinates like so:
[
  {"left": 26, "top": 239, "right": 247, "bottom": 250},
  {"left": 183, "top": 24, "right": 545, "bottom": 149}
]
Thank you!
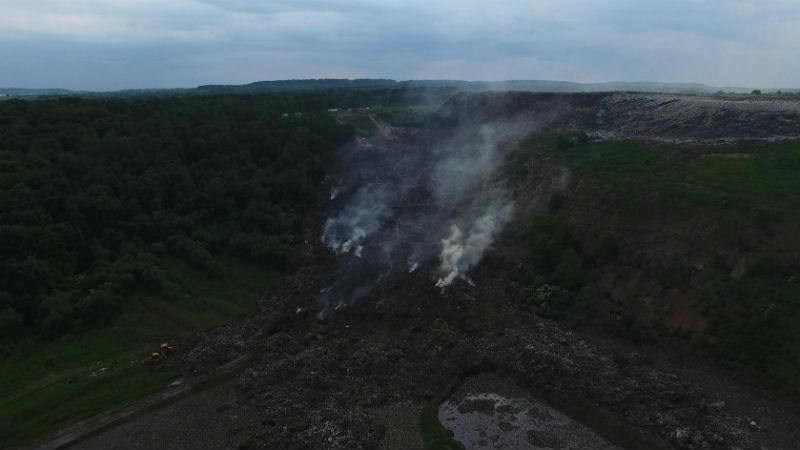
[
  {"left": 515, "top": 135, "right": 800, "bottom": 393},
  {"left": 0, "top": 258, "right": 276, "bottom": 448}
]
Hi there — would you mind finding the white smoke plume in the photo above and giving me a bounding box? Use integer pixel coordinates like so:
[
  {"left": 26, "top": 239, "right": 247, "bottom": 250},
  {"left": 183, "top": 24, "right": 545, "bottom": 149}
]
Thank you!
[
  {"left": 432, "top": 125, "right": 503, "bottom": 204},
  {"left": 436, "top": 202, "right": 514, "bottom": 287},
  {"left": 319, "top": 93, "right": 552, "bottom": 311},
  {"left": 321, "top": 187, "right": 391, "bottom": 256}
]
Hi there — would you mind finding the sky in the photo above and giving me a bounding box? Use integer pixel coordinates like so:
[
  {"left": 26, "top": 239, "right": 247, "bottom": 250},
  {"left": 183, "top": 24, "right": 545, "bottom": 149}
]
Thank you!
[{"left": 0, "top": 0, "right": 798, "bottom": 90}]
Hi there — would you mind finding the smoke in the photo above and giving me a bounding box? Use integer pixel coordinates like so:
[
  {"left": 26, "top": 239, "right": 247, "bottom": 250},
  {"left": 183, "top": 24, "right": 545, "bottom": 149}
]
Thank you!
[
  {"left": 436, "top": 202, "right": 513, "bottom": 287},
  {"left": 319, "top": 95, "right": 546, "bottom": 312},
  {"left": 321, "top": 187, "right": 392, "bottom": 256},
  {"left": 436, "top": 225, "right": 465, "bottom": 287},
  {"left": 432, "top": 125, "right": 503, "bottom": 204}
]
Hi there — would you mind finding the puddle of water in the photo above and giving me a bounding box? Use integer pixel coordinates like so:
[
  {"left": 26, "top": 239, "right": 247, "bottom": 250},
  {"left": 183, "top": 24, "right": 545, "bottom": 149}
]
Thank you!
[{"left": 439, "top": 378, "right": 623, "bottom": 450}]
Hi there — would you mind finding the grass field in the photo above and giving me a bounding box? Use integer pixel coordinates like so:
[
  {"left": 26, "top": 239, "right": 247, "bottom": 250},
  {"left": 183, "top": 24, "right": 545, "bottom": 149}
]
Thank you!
[{"left": 0, "top": 258, "right": 277, "bottom": 449}]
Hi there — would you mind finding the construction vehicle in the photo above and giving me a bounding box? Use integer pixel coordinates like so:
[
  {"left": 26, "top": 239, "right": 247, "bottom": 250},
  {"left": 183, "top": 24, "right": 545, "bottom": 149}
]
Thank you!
[{"left": 142, "top": 343, "right": 176, "bottom": 366}]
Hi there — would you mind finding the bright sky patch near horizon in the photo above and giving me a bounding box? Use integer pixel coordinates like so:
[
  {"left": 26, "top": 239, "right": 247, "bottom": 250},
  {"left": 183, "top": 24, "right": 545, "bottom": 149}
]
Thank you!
[{"left": 0, "top": 0, "right": 797, "bottom": 90}]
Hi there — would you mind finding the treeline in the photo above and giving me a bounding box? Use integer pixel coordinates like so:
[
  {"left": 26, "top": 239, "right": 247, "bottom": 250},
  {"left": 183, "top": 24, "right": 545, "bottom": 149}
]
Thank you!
[{"left": 0, "top": 94, "right": 354, "bottom": 338}]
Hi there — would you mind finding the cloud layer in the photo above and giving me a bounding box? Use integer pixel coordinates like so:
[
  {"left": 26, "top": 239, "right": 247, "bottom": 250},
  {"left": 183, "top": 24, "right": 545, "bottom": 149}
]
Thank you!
[{"left": 0, "top": 0, "right": 798, "bottom": 90}]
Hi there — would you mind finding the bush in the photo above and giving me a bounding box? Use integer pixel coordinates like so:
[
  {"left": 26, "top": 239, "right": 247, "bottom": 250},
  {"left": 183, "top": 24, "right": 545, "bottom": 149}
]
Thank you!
[
  {"left": 102, "top": 267, "right": 136, "bottom": 294},
  {"left": 420, "top": 402, "right": 465, "bottom": 450},
  {"left": 553, "top": 248, "right": 585, "bottom": 288},
  {"left": 523, "top": 283, "right": 571, "bottom": 318},
  {"left": 577, "top": 283, "right": 600, "bottom": 310},
  {"left": 526, "top": 215, "right": 581, "bottom": 272},
  {"left": 656, "top": 257, "right": 692, "bottom": 289},
  {"left": 0, "top": 307, "right": 23, "bottom": 337},
  {"left": 0, "top": 420, "right": 11, "bottom": 443},
  {"left": 553, "top": 132, "right": 587, "bottom": 150},
  {"left": 231, "top": 233, "right": 293, "bottom": 270},
  {"left": 753, "top": 208, "right": 783, "bottom": 232},
  {"left": 593, "top": 231, "right": 620, "bottom": 262},
  {"left": 250, "top": 236, "right": 293, "bottom": 269},
  {"left": 171, "top": 236, "right": 217, "bottom": 271},
  {"left": 74, "top": 289, "right": 116, "bottom": 326},
  {"left": 555, "top": 134, "right": 573, "bottom": 150},
  {"left": 748, "top": 251, "right": 788, "bottom": 277},
  {"left": 39, "top": 311, "right": 69, "bottom": 338},
  {"left": 519, "top": 214, "right": 602, "bottom": 321},
  {"left": 548, "top": 191, "right": 565, "bottom": 211},
  {"left": 610, "top": 314, "right": 652, "bottom": 343}
]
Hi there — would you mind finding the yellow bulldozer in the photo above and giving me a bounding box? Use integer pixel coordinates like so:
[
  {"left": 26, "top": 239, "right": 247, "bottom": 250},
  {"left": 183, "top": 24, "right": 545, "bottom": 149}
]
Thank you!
[{"left": 142, "top": 343, "right": 176, "bottom": 366}]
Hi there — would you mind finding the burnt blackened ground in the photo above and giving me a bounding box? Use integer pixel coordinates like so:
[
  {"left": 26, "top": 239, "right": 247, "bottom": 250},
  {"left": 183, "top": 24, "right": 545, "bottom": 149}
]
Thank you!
[
  {"left": 169, "top": 250, "right": 800, "bottom": 450},
  {"left": 73, "top": 263, "right": 800, "bottom": 450}
]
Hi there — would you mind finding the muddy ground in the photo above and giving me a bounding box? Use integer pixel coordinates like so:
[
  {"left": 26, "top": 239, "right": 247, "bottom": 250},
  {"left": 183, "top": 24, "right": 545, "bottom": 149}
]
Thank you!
[{"left": 67, "top": 92, "right": 800, "bottom": 450}]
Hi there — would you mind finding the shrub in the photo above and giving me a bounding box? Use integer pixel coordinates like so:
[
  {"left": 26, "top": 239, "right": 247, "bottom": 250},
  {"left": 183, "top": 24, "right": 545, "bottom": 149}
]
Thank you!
[
  {"left": 555, "top": 134, "right": 573, "bottom": 150},
  {"left": 748, "top": 251, "right": 788, "bottom": 277},
  {"left": 230, "top": 233, "right": 294, "bottom": 270},
  {"left": 250, "top": 236, "right": 292, "bottom": 269},
  {"left": 0, "top": 307, "right": 23, "bottom": 337},
  {"left": 526, "top": 215, "right": 581, "bottom": 272},
  {"left": 610, "top": 314, "right": 652, "bottom": 343},
  {"left": 553, "top": 248, "right": 585, "bottom": 288},
  {"left": 656, "top": 257, "right": 692, "bottom": 289},
  {"left": 39, "top": 311, "right": 69, "bottom": 338},
  {"left": 753, "top": 208, "right": 783, "bottom": 232},
  {"left": 548, "top": 191, "right": 565, "bottom": 211},
  {"left": 0, "top": 420, "right": 11, "bottom": 443},
  {"left": 74, "top": 289, "right": 116, "bottom": 326},
  {"left": 577, "top": 284, "right": 600, "bottom": 311},
  {"left": 420, "top": 402, "right": 465, "bottom": 450},
  {"left": 593, "top": 231, "right": 620, "bottom": 262},
  {"left": 523, "top": 283, "right": 571, "bottom": 318}
]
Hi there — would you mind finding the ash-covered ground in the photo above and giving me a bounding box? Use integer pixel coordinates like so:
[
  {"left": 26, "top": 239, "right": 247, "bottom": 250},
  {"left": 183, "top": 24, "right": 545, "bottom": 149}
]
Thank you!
[{"left": 71, "top": 92, "right": 800, "bottom": 450}]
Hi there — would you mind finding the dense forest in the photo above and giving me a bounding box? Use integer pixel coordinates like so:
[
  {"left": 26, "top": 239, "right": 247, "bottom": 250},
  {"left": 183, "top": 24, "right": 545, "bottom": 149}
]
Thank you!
[{"left": 0, "top": 94, "right": 355, "bottom": 339}]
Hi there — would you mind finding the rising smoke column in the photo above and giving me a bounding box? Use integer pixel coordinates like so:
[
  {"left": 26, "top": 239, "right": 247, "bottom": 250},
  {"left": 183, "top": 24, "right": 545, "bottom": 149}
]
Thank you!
[
  {"left": 435, "top": 202, "right": 514, "bottom": 287},
  {"left": 319, "top": 96, "right": 549, "bottom": 312},
  {"left": 321, "top": 186, "right": 393, "bottom": 257}
]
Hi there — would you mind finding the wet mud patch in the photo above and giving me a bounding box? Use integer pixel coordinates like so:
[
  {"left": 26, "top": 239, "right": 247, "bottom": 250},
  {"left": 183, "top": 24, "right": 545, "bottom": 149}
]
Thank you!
[{"left": 439, "top": 374, "right": 622, "bottom": 450}]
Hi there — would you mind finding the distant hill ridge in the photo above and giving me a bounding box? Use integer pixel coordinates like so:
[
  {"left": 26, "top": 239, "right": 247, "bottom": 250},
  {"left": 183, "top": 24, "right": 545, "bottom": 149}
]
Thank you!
[
  {"left": 197, "top": 78, "right": 773, "bottom": 94},
  {"left": 4, "top": 79, "right": 799, "bottom": 97},
  {"left": 0, "top": 88, "right": 73, "bottom": 96},
  {"left": 196, "top": 78, "right": 707, "bottom": 93}
]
